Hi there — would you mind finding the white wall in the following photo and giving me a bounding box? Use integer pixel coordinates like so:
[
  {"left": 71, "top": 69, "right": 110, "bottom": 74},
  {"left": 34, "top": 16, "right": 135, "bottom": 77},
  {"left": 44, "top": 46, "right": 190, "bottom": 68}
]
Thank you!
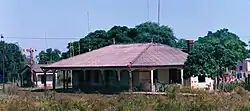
[
  {"left": 36, "top": 72, "right": 57, "bottom": 88},
  {"left": 190, "top": 76, "right": 214, "bottom": 90}
]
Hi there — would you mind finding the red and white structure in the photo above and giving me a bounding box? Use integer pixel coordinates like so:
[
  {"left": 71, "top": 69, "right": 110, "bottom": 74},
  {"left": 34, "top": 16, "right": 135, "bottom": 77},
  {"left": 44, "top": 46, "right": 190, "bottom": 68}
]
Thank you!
[{"left": 23, "top": 48, "right": 37, "bottom": 85}]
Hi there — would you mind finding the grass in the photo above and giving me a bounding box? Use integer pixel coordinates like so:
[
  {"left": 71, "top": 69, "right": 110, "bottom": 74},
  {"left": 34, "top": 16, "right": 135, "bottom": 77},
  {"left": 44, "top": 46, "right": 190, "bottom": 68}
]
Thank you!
[{"left": 0, "top": 86, "right": 249, "bottom": 111}]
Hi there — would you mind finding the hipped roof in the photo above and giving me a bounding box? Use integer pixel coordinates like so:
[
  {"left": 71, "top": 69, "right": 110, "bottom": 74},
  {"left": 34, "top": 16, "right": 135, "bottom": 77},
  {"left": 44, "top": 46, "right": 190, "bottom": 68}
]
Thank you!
[{"left": 42, "top": 43, "right": 188, "bottom": 69}]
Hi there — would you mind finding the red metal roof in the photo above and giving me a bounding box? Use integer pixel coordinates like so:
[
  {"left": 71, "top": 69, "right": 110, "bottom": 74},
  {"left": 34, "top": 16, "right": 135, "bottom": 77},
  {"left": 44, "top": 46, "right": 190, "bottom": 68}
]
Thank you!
[
  {"left": 43, "top": 43, "right": 187, "bottom": 69},
  {"left": 32, "top": 64, "right": 47, "bottom": 72}
]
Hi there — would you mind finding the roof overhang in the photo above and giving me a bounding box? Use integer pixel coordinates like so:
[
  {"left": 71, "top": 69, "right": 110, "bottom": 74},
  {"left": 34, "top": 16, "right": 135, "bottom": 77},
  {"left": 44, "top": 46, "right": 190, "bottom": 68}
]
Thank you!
[{"left": 41, "top": 64, "right": 184, "bottom": 70}]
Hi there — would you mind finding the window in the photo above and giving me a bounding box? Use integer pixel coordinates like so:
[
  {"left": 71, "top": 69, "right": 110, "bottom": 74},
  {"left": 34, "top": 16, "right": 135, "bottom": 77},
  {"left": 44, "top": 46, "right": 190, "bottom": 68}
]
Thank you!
[
  {"left": 198, "top": 76, "right": 205, "bottom": 83},
  {"left": 239, "top": 66, "right": 243, "bottom": 70}
]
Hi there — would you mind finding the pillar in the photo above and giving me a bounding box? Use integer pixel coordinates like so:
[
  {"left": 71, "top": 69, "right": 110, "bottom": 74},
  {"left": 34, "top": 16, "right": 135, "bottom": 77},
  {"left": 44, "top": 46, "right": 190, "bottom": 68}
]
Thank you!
[
  {"left": 63, "top": 70, "right": 65, "bottom": 89},
  {"left": 150, "top": 69, "right": 155, "bottom": 92},
  {"left": 43, "top": 70, "right": 47, "bottom": 90},
  {"left": 82, "top": 70, "right": 86, "bottom": 85},
  {"left": 52, "top": 70, "right": 56, "bottom": 90},
  {"left": 66, "top": 70, "right": 69, "bottom": 89},
  {"left": 129, "top": 70, "right": 132, "bottom": 92},
  {"left": 117, "top": 70, "right": 121, "bottom": 81},
  {"left": 101, "top": 70, "right": 105, "bottom": 86},
  {"left": 181, "top": 69, "right": 184, "bottom": 85},
  {"left": 117, "top": 70, "right": 121, "bottom": 90},
  {"left": 35, "top": 74, "right": 38, "bottom": 87}
]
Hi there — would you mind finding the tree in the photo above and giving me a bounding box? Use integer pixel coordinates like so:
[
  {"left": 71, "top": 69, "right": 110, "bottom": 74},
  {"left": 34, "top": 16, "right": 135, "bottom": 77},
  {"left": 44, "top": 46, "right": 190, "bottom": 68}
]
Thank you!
[
  {"left": 184, "top": 29, "right": 248, "bottom": 80},
  {"left": 61, "top": 22, "right": 177, "bottom": 59},
  {"left": 107, "top": 26, "right": 134, "bottom": 44},
  {"left": 37, "top": 48, "right": 61, "bottom": 64},
  {"left": 134, "top": 22, "right": 177, "bottom": 47},
  {"left": 0, "top": 42, "right": 26, "bottom": 82},
  {"left": 176, "top": 39, "right": 188, "bottom": 49}
]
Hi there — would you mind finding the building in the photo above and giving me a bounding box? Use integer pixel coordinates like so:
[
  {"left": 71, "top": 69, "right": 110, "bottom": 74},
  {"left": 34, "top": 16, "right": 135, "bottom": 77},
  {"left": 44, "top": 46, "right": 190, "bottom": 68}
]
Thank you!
[
  {"left": 41, "top": 43, "right": 213, "bottom": 92},
  {"left": 235, "top": 58, "right": 250, "bottom": 81},
  {"left": 19, "top": 64, "right": 58, "bottom": 88}
]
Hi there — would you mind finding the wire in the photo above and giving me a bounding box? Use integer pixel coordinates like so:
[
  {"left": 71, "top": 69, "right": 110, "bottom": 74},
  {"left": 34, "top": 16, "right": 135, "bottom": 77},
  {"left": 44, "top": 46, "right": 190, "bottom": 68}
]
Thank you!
[{"left": 4, "top": 36, "right": 81, "bottom": 40}]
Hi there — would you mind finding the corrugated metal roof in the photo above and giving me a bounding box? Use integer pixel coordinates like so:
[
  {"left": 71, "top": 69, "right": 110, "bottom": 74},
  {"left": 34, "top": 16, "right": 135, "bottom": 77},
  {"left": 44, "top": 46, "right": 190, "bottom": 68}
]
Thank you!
[
  {"left": 32, "top": 64, "right": 47, "bottom": 72},
  {"left": 43, "top": 43, "right": 187, "bottom": 69}
]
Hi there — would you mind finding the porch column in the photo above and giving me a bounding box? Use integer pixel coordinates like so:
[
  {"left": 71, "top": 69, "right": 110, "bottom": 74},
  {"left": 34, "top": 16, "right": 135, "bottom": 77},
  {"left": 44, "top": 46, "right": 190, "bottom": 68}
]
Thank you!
[
  {"left": 83, "top": 70, "right": 86, "bottom": 85},
  {"left": 52, "top": 70, "right": 56, "bottom": 90},
  {"left": 43, "top": 70, "right": 47, "bottom": 90},
  {"left": 116, "top": 70, "right": 121, "bottom": 90},
  {"left": 117, "top": 70, "right": 121, "bottom": 81},
  {"left": 66, "top": 70, "right": 69, "bottom": 89},
  {"left": 181, "top": 69, "right": 184, "bottom": 85},
  {"left": 101, "top": 70, "right": 105, "bottom": 86},
  {"left": 129, "top": 70, "right": 132, "bottom": 92},
  {"left": 63, "top": 70, "right": 66, "bottom": 89},
  {"left": 150, "top": 69, "right": 155, "bottom": 92}
]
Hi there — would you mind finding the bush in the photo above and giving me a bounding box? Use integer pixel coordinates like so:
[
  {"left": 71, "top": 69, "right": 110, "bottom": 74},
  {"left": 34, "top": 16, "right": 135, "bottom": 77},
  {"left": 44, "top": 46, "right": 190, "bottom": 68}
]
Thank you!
[
  {"left": 218, "top": 82, "right": 249, "bottom": 92},
  {"left": 0, "top": 90, "right": 249, "bottom": 111}
]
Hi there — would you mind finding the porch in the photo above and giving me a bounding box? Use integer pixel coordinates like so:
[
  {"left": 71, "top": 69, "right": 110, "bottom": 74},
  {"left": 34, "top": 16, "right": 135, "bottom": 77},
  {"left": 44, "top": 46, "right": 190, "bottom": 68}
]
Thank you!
[{"left": 47, "top": 67, "right": 184, "bottom": 93}]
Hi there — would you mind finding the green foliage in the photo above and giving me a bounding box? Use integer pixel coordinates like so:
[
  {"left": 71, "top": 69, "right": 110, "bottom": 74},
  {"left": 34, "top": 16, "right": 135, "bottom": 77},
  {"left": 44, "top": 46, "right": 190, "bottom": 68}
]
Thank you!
[
  {"left": 176, "top": 38, "right": 188, "bottom": 49},
  {"left": 37, "top": 48, "right": 61, "bottom": 64},
  {"left": 218, "top": 81, "right": 249, "bottom": 92},
  {"left": 1, "top": 90, "right": 250, "bottom": 111},
  {"left": 184, "top": 29, "right": 248, "bottom": 78},
  {"left": 61, "top": 22, "right": 179, "bottom": 59},
  {"left": 134, "top": 22, "right": 177, "bottom": 46},
  {"left": 0, "top": 42, "right": 26, "bottom": 82}
]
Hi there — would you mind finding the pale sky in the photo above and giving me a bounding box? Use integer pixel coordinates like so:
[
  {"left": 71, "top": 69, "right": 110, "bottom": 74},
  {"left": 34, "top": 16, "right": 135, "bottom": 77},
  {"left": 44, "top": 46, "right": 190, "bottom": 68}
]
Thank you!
[{"left": 1, "top": 0, "right": 250, "bottom": 55}]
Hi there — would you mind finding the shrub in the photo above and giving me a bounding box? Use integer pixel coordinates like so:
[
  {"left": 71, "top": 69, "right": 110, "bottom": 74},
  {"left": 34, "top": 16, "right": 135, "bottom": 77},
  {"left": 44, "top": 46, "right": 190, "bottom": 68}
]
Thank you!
[{"left": 0, "top": 90, "right": 248, "bottom": 111}]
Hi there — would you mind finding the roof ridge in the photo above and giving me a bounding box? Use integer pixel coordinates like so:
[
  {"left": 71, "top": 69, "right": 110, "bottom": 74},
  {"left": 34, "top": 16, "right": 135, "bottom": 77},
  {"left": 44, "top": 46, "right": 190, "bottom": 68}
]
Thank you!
[{"left": 129, "top": 43, "right": 152, "bottom": 65}]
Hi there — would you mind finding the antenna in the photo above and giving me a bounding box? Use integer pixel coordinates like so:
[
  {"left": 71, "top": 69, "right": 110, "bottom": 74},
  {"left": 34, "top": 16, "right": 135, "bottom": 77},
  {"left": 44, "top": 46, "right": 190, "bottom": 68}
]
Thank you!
[
  {"left": 147, "top": 0, "right": 150, "bottom": 21},
  {"left": 87, "top": 12, "right": 90, "bottom": 32},
  {"left": 157, "top": 0, "right": 161, "bottom": 24}
]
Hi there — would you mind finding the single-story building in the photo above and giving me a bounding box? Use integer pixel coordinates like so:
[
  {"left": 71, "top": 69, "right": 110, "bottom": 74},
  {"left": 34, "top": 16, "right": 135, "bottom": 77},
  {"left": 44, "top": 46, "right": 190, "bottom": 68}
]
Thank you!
[
  {"left": 19, "top": 64, "right": 58, "bottom": 88},
  {"left": 41, "top": 43, "right": 212, "bottom": 92}
]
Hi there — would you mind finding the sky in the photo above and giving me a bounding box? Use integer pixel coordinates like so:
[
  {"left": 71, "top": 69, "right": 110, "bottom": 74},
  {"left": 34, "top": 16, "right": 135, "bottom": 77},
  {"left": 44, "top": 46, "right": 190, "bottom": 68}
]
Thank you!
[{"left": 1, "top": 0, "right": 250, "bottom": 55}]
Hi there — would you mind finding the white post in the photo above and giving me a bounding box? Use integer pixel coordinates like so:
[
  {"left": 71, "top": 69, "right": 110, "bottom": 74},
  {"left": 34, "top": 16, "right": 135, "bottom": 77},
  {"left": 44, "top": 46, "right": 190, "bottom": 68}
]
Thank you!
[
  {"left": 181, "top": 69, "right": 184, "bottom": 85},
  {"left": 101, "top": 70, "right": 105, "bottom": 85},
  {"left": 117, "top": 70, "right": 121, "bottom": 81},
  {"left": 150, "top": 69, "right": 155, "bottom": 92}
]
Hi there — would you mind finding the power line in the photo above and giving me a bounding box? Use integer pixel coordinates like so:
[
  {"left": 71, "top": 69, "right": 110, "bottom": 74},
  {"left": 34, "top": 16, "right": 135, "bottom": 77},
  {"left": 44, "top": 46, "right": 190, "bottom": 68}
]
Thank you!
[{"left": 3, "top": 36, "right": 81, "bottom": 40}]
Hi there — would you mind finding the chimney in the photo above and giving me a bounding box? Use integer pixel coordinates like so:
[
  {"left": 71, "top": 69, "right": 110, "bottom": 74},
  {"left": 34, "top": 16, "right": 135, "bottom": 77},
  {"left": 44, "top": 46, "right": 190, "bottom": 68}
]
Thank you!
[{"left": 186, "top": 39, "right": 194, "bottom": 53}]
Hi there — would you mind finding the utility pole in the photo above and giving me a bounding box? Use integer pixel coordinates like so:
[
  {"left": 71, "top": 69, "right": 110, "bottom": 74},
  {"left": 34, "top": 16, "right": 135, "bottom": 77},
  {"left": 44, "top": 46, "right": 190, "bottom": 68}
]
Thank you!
[
  {"left": 147, "top": 0, "right": 150, "bottom": 21},
  {"left": 78, "top": 41, "right": 81, "bottom": 55},
  {"left": 1, "top": 35, "right": 5, "bottom": 92},
  {"left": 157, "top": 0, "right": 161, "bottom": 24},
  {"left": 23, "top": 48, "right": 37, "bottom": 87}
]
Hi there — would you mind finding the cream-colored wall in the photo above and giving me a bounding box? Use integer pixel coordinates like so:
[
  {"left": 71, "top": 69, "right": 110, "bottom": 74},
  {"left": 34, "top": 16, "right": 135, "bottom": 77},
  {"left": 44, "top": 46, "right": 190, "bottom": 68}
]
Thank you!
[{"left": 157, "top": 69, "right": 169, "bottom": 83}]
